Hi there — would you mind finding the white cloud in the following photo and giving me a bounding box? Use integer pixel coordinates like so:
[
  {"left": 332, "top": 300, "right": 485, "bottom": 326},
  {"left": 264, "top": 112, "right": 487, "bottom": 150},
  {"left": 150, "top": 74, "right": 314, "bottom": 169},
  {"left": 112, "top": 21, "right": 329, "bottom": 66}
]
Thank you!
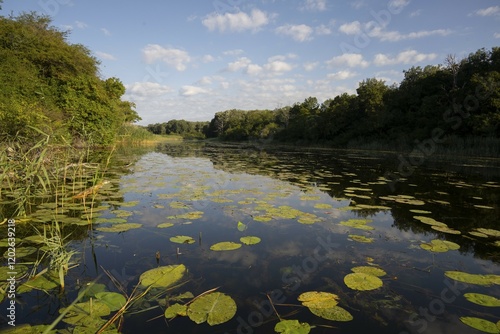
[
  {"left": 276, "top": 24, "right": 314, "bottom": 42},
  {"left": 227, "top": 57, "right": 252, "bottom": 71},
  {"left": 125, "top": 82, "right": 172, "bottom": 101},
  {"left": 368, "top": 27, "right": 452, "bottom": 41},
  {"left": 472, "top": 6, "right": 500, "bottom": 16},
  {"left": 338, "top": 21, "right": 362, "bottom": 35},
  {"left": 202, "top": 9, "right": 270, "bottom": 32},
  {"left": 246, "top": 64, "right": 263, "bottom": 75},
  {"left": 303, "top": 62, "right": 319, "bottom": 71},
  {"left": 350, "top": 0, "right": 366, "bottom": 10},
  {"left": 75, "top": 20, "right": 88, "bottom": 29},
  {"left": 388, "top": 0, "right": 410, "bottom": 13},
  {"left": 223, "top": 49, "right": 244, "bottom": 56},
  {"left": 315, "top": 24, "right": 332, "bottom": 35},
  {"left": 373, "top": 50, "right": 438, "bottom": 66},
  {"left": 142, "top": 44, "right": 191, "bottom": 71},
  {"left": 202, "top": 55, "right": 216, "bottom": 63},
  {"left": 197, "top": 76, "right": 212, "bottom": 85},
  {"left": 327, "top": 70, "right": 357, "bottom": 80},
  {"left": 95, "top": 51, "right": 116, "bottom": 60},
  {"left": 101, "top": 28, "right": 111, "bottom": 36},
  {"left": 326, "top": 53, "right": 369, "bottom": 68},
  {"left": 301, "top": 0, "right": 327, "bottom": 11},
  {"left": 410, "top": 10, "right": 422, "bottom": 17},
  {"left": 264, "top": 60, "right": 293, "bottom": 73},
  {"left": 495, "top": 32, "right": 500, "bottom": 39},
  {"left": 180, "top": 85, "right": 209, "bottom": 96}
]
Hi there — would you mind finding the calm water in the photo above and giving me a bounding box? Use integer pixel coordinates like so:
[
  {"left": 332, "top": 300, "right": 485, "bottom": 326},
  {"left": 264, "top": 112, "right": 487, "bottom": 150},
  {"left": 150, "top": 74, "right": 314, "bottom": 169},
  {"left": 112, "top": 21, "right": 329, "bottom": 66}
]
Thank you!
[{"left": 1, "top": 142, "right": 499, "bottom": 334}]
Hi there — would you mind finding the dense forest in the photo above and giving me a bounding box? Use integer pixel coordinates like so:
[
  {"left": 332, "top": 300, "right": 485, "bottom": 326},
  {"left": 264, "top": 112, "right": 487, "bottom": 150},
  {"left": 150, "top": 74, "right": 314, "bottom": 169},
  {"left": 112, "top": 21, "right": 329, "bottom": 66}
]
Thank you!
[
  {"left": 148, "top": 47, "right": 500, "bottom": 152},
  {"left": 0, "top": 12, "right": 140, "bottom": 146},
  {"left": 146, "top": 119, "right": 209, "bottom": 139}
]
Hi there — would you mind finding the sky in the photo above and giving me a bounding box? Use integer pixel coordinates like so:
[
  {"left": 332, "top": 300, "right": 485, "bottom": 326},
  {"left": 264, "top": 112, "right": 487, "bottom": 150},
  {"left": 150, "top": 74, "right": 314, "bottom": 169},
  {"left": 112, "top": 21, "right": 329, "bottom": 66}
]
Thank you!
[{"left": 2, "top": 0, "right": 500, "bottom": 125}]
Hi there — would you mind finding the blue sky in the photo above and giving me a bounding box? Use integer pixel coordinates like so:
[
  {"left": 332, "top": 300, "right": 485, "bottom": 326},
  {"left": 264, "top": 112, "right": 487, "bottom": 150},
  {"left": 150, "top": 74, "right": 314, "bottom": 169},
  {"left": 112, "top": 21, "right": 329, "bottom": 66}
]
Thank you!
[{"left": 3, "top": 0, "right": 500, "bottom": 125}]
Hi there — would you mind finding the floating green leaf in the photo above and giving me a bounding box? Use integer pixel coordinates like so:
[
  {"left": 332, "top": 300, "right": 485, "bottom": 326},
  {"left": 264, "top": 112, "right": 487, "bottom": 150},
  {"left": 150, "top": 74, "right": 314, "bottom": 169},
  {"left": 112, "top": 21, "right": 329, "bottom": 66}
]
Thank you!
[
  {"left": 413, "top": 216, "right": 447, "bottom": 227},
  {"left": 298, "top": 291, "right": 339, "bottom": 308},
  {"left": 309, "top": 306, "right": 353, "bottom": 322},
  {"left": 95, "top": 292, "right": 127, "bottom": 311},
  {"left": 165, "top": 303, "right": 188, "bottom": 318},
  {"left": 170, "top": 235, "right": 196, "bottom": 244},
  {"left": 344, "top": 272, "right": 383, "bottom": 291},
  {"left": 60, "top": 301, "right": 111, "bottom": 326},
  {"left": 314, "top": 203, "right": 333, "bottom": 209},
  {"left": 210, "top": 242, "right": 242, "bottom": 251},
  {"left": 420, "top": 239, "right": 460, "bottom": 253},
  {"left": 139, "top": 264, "right": 186, "bottom": 288},
  {"left": 237, "top": 221, "right": 247, "bottom": 231},
  {"left": 240, "top": 236, "right": 261, "bottom": 245},
  {"left": 339, "top": 219, "right": 374, "bottom": 230},
  {"left": 351, "top": 266, "right": 386, "bottom": 277},
  {"left": 157, "top": 222, "right": 174, "bottom": 228},
  {"left": 0, "top": 265, "right": 28, "bottom": 280},
  {"left": 460, "top": 317, "right": 500, "bottom": 334},
  {"left": 96, "top": 223, "right": 142, "bottom": 233},
  {"left": 445, "top": 271, "right": 500, "bottom": 286},
  {"left": 274, "top": 319, "right": 311, "bottom": 334},
  {"left": 430, "top": 225, "right": 461, "bottom": 234},
  {"left": 187, "top": 292, "right": 236, "bottom": 326},
  {"left": 17, "top": 273, "right": 59, "bottom": 294},
  {"left": 464, "top": 293, "right": 500, "bottom": 307},
  {"left": 348, "top": 234, "right": 374, "bottom": 243},
  {"left": 476, "top": 228, "right": 500, "bottom": 237}
]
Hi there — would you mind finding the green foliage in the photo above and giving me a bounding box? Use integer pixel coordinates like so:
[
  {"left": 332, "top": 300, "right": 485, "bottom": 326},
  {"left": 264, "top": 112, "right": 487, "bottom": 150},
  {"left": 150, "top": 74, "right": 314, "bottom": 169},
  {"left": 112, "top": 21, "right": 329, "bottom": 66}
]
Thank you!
[
  {"left": 0, "top": 12, "right": 137, "bottom": 146},
  {"left": 193, "top": 46, "right": 500, "bottom": 153}
]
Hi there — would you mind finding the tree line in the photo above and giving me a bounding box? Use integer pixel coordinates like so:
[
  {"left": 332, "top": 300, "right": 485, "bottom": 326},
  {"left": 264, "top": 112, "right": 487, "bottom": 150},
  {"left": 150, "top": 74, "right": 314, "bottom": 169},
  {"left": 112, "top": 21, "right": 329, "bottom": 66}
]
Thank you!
[
  {"left": 149, "top": 47, "right": 499, "bottom": 150},
  {"left": 0, "top": 12, "right": 140, "bottom": 146},
  {"left": 146, "top": 119, "right": 209, "bottom": 139}
]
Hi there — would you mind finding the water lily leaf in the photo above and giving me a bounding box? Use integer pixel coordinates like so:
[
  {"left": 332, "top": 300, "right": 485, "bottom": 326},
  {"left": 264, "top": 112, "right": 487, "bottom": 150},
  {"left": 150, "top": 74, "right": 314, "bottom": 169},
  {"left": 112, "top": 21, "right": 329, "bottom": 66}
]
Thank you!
[
  {"left": 339, "top": 219, "right": 374, "bottom": 230},
  {"left": 344, "top": 272, "right": 383, "bottom": 291},
  {"left": 309, "top": 306, "right": 353, "bottom": 321},
  {"left": 348, "top": 234, "right": 374, "bottom": 243},
  {"left": 460, "top": 317, "right": 500, "bottom": 334},
  {"left": 469, "top": 231, "right": 489, "bottom": 238},
  {"left": 170, "top": 201, "right": 190, "bottom": 209},
  {"left": 237, "top": 221, "right": 247, "bottom": 231},
  {"left": 253, "top": 215, "right": 272, "bottom": 222},
  {"left": 17, "top": 273, "right": 59, "bottom": 294},
  {"left": 476, "top": 228, "right": 500, "bottom": 237},
  {"left": 167, "top": 211, "right": 204, "bottom": 220},
  {"left": 274, "top": 319, "right": 311, "bottom": 333},
  {"left": 420, "top": 239, "right": 460, "bottom": 253},
  {"left": 96, "top": 223, "right": 142, "bottom": 233},
  {"left": 165, "top": 303, "right": 187, "bottom": 318},
  {"left": 464, "top": 293, "right": 500, "bottom": 307},
  {"left": 187, "top": 292, "right": 236, "bottom": 326},
  {"left": 80, "top": 283, "right": 107, "bottom": 298},
  {"left": 139, "top": 264, "right": 186, "bottom": 288},
  {"left": 157, "top": 222, "right": 174, "bottom": 228},
  {"left": 240, "top": 236, "right": 261, "bottom": 245},
  {"left": 170, "top": 235, "right": 196, "bottom": 244},
  {"left": 210, "top": 242, "right": 242, "bottom": 251},
  {"left": 413, "top": 216, "right": 447, "bottom": 227},
  {"left": 445, "top": 271, "right": 500, "bottom": 286},
  {"left": 314, "top": 203, "right": 332, "bottom": 209},
  {"left": 298, "top": 291, "right": 339, "bottom": 308},
  {"left": 430, "top": 225, "right": 461, "bottom": 234},
  {"left": 351, "top": 266, "right": 386, "bottom": 277},
  {"left": 3, "top": 246, "right": 37, "bottom": 259},
  {"left": 60, "top": 301, "right": 110, "bottom": 326},
  {"left": 95, "top": 292, "right": 127, "bottom": 311}
]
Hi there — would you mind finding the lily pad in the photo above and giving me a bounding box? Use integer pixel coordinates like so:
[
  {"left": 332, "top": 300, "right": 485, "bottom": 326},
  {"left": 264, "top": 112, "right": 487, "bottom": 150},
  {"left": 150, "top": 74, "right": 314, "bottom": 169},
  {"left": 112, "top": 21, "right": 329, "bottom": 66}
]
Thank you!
[
  {"left": 344, "top": 272, "right": 383, "bottom": 291},
  {"left": 351, "top": 266, "right": 387, "bottom": 277},
  {"left": 60, "top": 301, "right": 111, "bottom": 326},
  {"left": 420, "top": 239, "right": 460, "bottom": 253},
  {"left": 476, "top": 228, "right": 500, "bottom": 237},
  {"left": 413, "top": 216, "right": 447, "bottom": 227},
  {"left": 314, "top": 203, "right": 333, "bottom": 209},
  {"left": 460, "top": 317, "right": 500, "bottom": 334},
  {"left": 187, "top": 292, "right": 237, "bottom": 326},
  {"left": 17, "top": 273, "right": 59, "bottom": 294},
  {"left": 309, "top": 306, "right": 353, "bottom": 322},
  {"left": 298, "top": 291, "right": 339, "bottom": 308},
  {"left": 464, "top": 293, "right": 500, "bottom": 307},
  {"left": 170, "top": 235, "right": 196, "bottom": 244},
  {"left": 430, "top": 225, "right": 461, "bottom": 234},
  {"left": 237, "top": 221, "right": 247, "bottom": 231},
  {"left": 96, "top": 223, "right": 142, "bottom": 232},
  {"left": 139, "top": 264, "right": 186, "bottom": 288},
  {"left": 274, "top": 319, "right": 311, "bottom": 334},
  {"left": 157, "top": 222, "right": 174, "bottom": 228},
  {"left": 348, "top": 234, "right": 374, "bottom": 243},
  {"left": 165, "top": 303, "right": 188, "bottom": 318},
  {"left": 445, "top": 271, "right": 500, "bottom": 286},
  {"left": 240, "top": 236, "right": 261, "bottom": 245},
  {"left": 339, "top": 219, "right": 374, "bottom": 231},
  {"left": 95, "top": 292, "right": 127, "bottom": 311},
  {"left": 210, "top": 242, "right": 242, "bottom": 251}
]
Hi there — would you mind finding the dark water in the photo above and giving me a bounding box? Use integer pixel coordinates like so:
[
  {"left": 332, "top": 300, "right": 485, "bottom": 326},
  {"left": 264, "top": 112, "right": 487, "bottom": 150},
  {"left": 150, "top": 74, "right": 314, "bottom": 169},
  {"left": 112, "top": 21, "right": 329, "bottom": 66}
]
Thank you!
[{"left": 1, "top": 142, "right": 499, "bottom": 334}]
